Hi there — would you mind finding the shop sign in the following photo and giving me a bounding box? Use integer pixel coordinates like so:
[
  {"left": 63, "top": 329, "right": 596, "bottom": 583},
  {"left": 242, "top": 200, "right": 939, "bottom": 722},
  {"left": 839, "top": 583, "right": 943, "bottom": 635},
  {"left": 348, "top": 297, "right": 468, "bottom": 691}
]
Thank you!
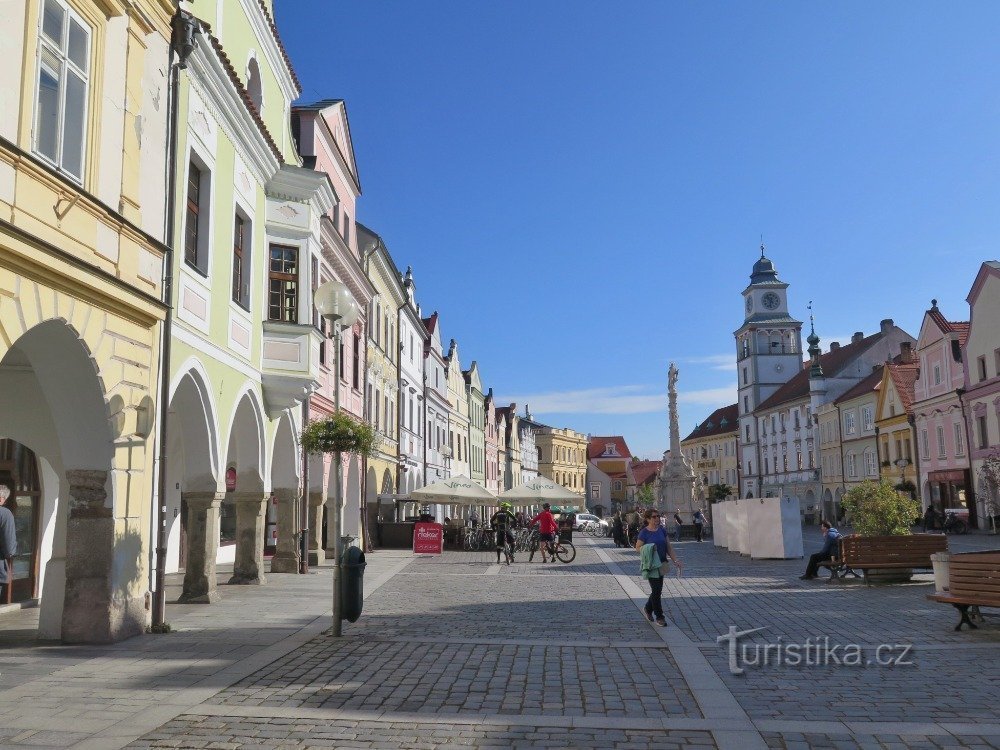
[{"left": 413, "top": 522, "right": 443, "bottom": 554}]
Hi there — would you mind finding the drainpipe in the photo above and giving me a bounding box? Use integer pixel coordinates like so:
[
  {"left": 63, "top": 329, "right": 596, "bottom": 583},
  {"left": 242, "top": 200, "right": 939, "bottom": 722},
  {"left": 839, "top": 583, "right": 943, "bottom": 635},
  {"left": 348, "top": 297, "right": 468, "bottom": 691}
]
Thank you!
[
  {"left": 152, "top": 9, "right": 198, "bottom": 629},
  {"left": 957, "top": 387, "right": 976, "bottom": 526},
  {"left": 299, "top": 395, "right": 309, "bottom": 573}
]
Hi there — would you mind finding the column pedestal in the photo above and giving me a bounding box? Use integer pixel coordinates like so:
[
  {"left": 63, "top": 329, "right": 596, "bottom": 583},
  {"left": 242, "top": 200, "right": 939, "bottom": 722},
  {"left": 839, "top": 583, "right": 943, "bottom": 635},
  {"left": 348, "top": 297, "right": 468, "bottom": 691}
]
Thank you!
[
  {"left": 179, "top": 491, "right": 223, "bottom": 603},
  {"left": 229, "top": 492, "right": 268, "bottom": 585},
  {"left": 308, "top": 491, "right": 325, "bottom": 566},
  {"left": 270, "top": 488, "right": 300, "bottom": 573}
]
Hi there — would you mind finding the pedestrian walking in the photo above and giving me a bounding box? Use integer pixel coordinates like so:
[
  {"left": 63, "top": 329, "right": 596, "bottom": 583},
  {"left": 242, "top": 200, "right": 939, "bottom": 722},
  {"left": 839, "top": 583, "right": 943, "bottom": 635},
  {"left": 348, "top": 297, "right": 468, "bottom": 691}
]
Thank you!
[
  {"left": 635, "top": 508, "right": 682, "bottom": 627},
  {"left": 672, "top": 509, "right": 683, "bottom": 541},
  {"left": 0, "top": 485, "right": 16, "bottom": 603},
  {"left": 693, "top": 507, "right": 705, "bottom": 542}
]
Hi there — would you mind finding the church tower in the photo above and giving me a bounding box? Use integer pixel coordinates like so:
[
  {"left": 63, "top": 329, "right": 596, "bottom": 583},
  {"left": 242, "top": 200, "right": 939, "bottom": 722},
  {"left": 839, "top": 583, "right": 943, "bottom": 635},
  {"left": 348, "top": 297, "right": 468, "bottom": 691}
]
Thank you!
[{"left": 734, "top": 247, "right": 803, "bottom": 498}]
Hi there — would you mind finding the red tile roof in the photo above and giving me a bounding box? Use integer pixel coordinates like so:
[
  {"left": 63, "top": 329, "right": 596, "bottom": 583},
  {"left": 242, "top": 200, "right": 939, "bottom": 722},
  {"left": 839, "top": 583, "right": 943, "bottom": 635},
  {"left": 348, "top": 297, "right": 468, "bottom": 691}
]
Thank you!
[
  {"left": 757, "top": 332, "right": 883, "bottom": 411},
  {"left": 886, "top": 361, "right": 920, "bottom": 414},
  {"left": 588, "top": 436, "right": 632, "bottom": 461},
  {"left": 682, "top": 403, "right": 739, "bottom": 442},
  {"left": 258, "top": 0, "right": 302, "bottom": 94},
  {"left": 835, "top": 365, "right": 884, "bottom": 405},
  {"left": 927, "top": 306, "right": 970, "bottom": 346},
  {"left": 422, "top": 311, "right": 438, "bottom": 336},
  {"left": 631, "top": 460, "right": 661, "bottom": 486}
]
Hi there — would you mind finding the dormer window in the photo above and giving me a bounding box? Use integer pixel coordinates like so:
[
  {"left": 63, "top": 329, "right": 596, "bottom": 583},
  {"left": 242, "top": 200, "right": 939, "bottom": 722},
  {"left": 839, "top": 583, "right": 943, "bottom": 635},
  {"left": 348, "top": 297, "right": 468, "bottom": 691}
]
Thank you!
[{"left": 604, "top": 443, "right": 618, "bottom": 456}]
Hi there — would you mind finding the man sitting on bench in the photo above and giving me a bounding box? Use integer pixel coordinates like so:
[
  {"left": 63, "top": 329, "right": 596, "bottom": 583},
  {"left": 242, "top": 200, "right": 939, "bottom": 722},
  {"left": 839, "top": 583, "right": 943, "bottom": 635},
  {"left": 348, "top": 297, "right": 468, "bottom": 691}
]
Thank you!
[{"left": 800, "top": 521, "right": 842, "bottom": 580}]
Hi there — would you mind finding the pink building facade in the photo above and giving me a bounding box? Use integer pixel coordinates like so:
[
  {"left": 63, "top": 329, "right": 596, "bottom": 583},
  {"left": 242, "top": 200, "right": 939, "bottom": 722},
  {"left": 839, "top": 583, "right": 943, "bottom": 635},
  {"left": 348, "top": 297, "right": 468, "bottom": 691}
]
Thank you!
[
  {"left": 912, "top": 303, "right": 971, "bottom": 518},
  {"left": 293, "top": 100, "right": 375, "bottom": 557},
  {"left": 963, "top": 262, "right": 1000, "bottom": 528},
  {"left": 484, "top": 389, "right": 502, "bottom": 496}
]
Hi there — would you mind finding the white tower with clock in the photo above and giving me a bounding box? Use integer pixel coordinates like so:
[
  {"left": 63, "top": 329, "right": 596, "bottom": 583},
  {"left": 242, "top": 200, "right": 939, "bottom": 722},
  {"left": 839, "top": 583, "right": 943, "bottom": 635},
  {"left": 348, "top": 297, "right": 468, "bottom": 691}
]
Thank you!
[{"left": 734, "top": 248, "right": 803, "bottom": 498}]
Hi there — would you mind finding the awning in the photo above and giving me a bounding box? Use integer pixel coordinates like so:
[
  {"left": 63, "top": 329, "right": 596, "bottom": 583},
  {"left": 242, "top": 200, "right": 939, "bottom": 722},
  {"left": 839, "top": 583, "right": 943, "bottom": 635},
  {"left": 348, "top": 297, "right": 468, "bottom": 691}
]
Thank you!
[
  {"left": 498, "top": 477, "right": 585, "bottom": 509},
  {"left": 408, "top": 475, "right": 497, "bottom": 506}
]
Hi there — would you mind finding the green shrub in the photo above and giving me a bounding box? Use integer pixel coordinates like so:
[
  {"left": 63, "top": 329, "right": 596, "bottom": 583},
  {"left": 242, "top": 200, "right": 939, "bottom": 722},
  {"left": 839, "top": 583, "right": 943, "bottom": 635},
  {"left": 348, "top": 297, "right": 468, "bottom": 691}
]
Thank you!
[
  {"left": 301, "top": 412, "right": 377, "bottom": 458},
  {"left": 842, "top": 479, "right": 919, "bottom": 537}
]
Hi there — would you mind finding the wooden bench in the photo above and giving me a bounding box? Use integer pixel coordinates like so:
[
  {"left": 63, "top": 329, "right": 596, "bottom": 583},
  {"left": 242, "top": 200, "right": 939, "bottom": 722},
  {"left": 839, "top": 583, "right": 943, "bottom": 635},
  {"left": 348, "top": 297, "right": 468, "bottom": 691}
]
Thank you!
[
  {"left": 838, "top": 534, "right": 948, "bottom": 585},
  {"left": 817, "top": 539, "right": 861, "bottom": 581},
  {"left": 926, "top": 551, "right": 1000, "bottom": 631}
]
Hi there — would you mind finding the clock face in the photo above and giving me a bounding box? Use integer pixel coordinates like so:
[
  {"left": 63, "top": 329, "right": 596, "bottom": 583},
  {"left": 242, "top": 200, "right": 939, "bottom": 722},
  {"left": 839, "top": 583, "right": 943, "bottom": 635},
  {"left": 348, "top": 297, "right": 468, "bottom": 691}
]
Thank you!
[
  {"left": 762, "top": 292, "right": 781, "bottom": 310},
  {"left": 745, "top": 297, "right": 753, "bottom": 313}
]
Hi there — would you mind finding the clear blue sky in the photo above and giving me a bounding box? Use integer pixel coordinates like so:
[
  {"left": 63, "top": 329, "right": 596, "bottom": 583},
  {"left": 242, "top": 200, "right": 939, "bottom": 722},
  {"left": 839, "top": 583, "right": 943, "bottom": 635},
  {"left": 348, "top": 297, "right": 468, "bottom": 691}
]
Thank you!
[{"left": 276, "top": 1, "right": 1000, "bottom": 460}]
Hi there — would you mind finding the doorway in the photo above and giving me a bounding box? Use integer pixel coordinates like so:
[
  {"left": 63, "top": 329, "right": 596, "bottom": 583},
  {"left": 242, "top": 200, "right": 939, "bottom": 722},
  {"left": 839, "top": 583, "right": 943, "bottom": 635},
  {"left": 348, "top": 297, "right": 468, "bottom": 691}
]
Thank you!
[{"left": 0, "top": 439, "right": 41, "bottom": 603}]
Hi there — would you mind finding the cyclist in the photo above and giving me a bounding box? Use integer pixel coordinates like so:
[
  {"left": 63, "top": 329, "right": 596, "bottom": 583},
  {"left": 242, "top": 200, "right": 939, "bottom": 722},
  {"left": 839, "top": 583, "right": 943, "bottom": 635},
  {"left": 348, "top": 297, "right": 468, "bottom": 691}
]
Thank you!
[
  {"left": 490, "top": 502, "right": 517, "bottom": 564},
  {"left": 531, "top": 503, "right": 560, "bottom": 563}
]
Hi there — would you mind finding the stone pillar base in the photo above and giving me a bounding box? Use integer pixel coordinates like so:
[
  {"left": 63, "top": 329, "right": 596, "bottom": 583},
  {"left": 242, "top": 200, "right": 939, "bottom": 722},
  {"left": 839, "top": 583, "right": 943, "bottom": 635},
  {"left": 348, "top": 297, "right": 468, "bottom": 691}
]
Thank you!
[
  {"left": 179, "top": 492, "right": 224, "bottom": 603},
  {"left": 270, "top": 488, "right": 300, "bottom": 574},
  {"left": 229, "top": 492, "right": 268, "bottom": 585}
]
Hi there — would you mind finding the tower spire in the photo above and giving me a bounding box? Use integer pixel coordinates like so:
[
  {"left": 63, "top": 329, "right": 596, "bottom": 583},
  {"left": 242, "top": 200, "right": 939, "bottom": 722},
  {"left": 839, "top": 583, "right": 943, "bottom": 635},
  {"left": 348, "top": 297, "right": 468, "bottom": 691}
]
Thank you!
[{"left": 807, "top": 301, "right": 822, "bottom": 377}]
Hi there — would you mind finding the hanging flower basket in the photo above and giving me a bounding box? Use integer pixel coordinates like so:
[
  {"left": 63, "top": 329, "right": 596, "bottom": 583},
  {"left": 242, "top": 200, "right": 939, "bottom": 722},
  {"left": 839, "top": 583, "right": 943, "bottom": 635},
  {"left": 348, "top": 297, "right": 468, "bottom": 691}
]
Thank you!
[{"left": 301, "top": 413, "right": 377, "bottom": 458}]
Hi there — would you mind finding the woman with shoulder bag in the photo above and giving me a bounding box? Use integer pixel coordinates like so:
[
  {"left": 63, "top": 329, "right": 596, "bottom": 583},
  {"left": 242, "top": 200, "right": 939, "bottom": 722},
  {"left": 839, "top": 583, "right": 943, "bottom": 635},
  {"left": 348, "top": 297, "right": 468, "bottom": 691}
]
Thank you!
[{"left": 635, "top": 508, "right": 683, "bottom": 627}]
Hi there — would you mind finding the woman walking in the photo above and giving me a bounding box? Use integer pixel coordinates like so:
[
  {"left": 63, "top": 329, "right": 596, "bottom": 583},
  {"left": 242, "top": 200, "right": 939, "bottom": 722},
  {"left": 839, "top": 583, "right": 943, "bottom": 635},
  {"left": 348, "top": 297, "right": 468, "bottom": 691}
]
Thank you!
[{"left": 635, "top": 509, "right": 683, "bottom": 626}]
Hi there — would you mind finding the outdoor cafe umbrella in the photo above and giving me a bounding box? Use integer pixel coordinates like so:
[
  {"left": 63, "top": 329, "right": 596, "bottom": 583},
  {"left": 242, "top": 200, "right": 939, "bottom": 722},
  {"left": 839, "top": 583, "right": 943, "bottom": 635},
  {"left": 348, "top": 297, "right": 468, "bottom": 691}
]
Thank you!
[
  {"left": 498, "top": 476, "right": 584, "bottom": 509},
  {"left": 409, "top": 474, "right": 497, "bottom": 506}
]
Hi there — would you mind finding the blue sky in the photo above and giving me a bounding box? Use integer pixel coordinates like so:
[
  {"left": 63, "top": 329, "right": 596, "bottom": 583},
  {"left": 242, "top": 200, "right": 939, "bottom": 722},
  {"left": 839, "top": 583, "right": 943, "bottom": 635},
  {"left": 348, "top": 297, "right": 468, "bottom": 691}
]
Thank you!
[{"left": 276, "top": 1, "right": 1000, "bottom": 460}]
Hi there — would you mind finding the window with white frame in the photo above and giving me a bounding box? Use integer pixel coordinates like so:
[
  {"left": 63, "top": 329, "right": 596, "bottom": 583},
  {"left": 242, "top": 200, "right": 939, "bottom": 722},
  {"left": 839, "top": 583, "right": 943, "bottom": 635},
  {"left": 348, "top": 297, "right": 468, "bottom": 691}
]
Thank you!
[
  {"left": 612, "top": 480, "right": 623, "bottom": 492},
  {"left": 861, "top": 405, "right": 873, "bottom": 431},
  {"left": 863, "top": 450, "right": 877, "bottom": 476},
  {"left": 268, "top": 244, "right": 299, "bottom": 322},
  {"left": 34, "top": 0, "right": 90, "bottom": 181},
  {"left": 232, "top": 212, "right": 251, "bottom": 309},
  {"left": 185, "top": 158, "right": 211, "bottom": 274},
  {"left": 844, "top": 411, "right": 856, "bottom": 435},
  {"left": 921, "top": 429, "right": 929, "bottom": 458},
  {"left": 847, "top": 453, "right": 857, "bottom": 478},
  {"left": 937, "top": 425, "right": 947, "bottom": 459},
  {"left": 933, "top": 364, "right": 942, "bottom": 386},
  {"left": 954, "top": 422, "right": 965, "bottom": 456}
]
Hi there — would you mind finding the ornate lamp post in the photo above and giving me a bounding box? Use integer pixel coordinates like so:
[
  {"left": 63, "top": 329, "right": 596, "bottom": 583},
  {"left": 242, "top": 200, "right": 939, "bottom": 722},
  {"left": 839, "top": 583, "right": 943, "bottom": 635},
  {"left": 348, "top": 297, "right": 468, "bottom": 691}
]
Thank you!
[{"left": 314, "top": 279, "right": 359, "bottom": 637}]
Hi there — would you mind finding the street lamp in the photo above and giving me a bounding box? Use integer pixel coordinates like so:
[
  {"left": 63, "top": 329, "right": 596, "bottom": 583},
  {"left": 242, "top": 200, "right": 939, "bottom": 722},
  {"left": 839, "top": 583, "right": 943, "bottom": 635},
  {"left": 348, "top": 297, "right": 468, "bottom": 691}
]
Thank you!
[{"left": 315, "top": 279, "right": 359, "bottom": 638}]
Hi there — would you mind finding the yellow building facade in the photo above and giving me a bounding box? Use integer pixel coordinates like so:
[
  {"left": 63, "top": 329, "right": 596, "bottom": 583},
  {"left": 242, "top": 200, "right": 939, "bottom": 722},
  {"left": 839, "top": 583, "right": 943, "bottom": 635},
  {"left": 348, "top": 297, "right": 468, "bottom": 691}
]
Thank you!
[
  {"left": 0, "top": 0, "right": 172, "bottom": 641},
  {"left": 876, "top": 358, "right": 920, "bottom": 494},
  {"left": 536, "top": 426, "right": 588, "bottom": 499},
  {"left": 680, "top": 404, "right": 740, "bottom": 503}
]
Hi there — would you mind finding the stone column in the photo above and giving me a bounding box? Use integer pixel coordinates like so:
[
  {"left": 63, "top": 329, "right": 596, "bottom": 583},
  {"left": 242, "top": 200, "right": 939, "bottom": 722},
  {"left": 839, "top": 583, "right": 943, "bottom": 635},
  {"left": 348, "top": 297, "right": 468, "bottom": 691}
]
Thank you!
[
  {"left": 270, "top": 488, "right": 299, "bottom": 573},
  {"left": 179, "top": 491, "right": 223, "bottom": 603},
  {"left": 229, "top": 492, "right": 268, "bottom": 585},
  {"left": 61, "top": 469, "right": 120, "bottom": 643},
  {"left": 308, "top": 491, "right": 325, "bottom": 566}
]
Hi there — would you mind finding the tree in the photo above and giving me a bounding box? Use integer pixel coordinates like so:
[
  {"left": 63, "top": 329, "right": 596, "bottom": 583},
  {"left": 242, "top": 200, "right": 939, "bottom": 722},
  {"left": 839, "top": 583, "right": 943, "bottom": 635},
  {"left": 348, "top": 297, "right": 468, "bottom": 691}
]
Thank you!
[
  {"left": 709, "top": 484, "right": 735, "bottom": 502},
  {"left": 636, "top": 483, "right": 656, "bottom": 508},
  {"left": 842, "top": 479, "right": 919, "bottom": 537}
]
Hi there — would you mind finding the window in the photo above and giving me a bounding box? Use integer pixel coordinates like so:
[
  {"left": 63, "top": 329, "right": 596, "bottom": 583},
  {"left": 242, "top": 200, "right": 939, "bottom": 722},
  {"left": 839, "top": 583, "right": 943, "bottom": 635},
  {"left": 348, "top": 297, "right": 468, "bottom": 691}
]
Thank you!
[
  {"left": 612, "top": 480, "right": 623, "bottom": 492},
  {"left": 847, "top": 453, "right": 857, "bottom": 478},
  {"left": 954, "top": 423, "right": 965, "bottom": 456},
  {"left": 921, "top": 429, "right": 929, "bottom": 459},
  {"left": 343, "top": 213, "right": 352, "bottom": 247},
  {"left": 268, "top": 245, "right": 299, "bottom": 322},
  {"left": 796, "top": 450, "right": 802, "bottom": 470},
  {"left": 232, "top": 214, "right": 250, "bottom": 309},
  {"left": 742, "top": 367, "right": 748, "bottom": 385},
  {"left": 864, "top": 450, "right": 877, "bottom": 476},
  {"left": 794, "top": 410, "right": 800, "bottom": 429},
  {"left": 743, "top": 396, "right": 749, "bottom": 414},
  {"left": 933, "top": 364, "right": 942, "bottom": 386},
  {"left": 978, "top": 415, "right": 989, "bottom": 450},
  {"left": 34, "top": 0, "right": 90, "bottom": 180},
  {"left": 352, "top": 333, "right": 360, "bottom": 388},
  {"left": 184, "top": 160, "right": 210, "bottom": 272},
  {"left": 937, "top": 425, "right": 946, "bottom": 459},
  {"left": 844, "top": 411, "right": 856, "bottom": 435},
  {"left": 978, "top": 356, "right": 988, "bottom": 382},
  {"left": 861, "top": 406, "right": 873, "bottom": 431}
]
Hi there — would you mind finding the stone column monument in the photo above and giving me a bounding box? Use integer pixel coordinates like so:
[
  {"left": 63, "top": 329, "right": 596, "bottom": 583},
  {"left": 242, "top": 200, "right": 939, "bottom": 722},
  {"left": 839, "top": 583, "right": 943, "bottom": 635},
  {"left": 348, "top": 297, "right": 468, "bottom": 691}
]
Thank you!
[{"left": 656, "top": 363, "right": 697, "bottom": 516}]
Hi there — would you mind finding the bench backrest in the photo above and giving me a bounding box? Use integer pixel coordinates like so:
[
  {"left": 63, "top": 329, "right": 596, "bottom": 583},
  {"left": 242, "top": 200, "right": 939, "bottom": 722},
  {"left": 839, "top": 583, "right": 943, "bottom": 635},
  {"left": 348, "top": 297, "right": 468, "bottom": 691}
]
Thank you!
[
  {"left": 948, "top": 551, "right": 1000, "bottom": 602},
  {"left": 840, "top": 534, "right": 948, "bottom": 565}
]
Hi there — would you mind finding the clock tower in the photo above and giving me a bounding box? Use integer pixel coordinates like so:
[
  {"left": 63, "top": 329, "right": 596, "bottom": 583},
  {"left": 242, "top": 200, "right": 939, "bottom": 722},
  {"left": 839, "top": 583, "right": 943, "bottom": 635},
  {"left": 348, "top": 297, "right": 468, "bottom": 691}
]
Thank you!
[{"left": 734, "top": 247, "right": 803, "bottom": 498}]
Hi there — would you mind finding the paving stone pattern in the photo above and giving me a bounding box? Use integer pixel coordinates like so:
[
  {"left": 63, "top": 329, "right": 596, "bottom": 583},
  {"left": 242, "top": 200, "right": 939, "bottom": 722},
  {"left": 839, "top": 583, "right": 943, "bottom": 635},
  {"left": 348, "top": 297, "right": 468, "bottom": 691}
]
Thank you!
[
  {"left": 131, "top": 715, "right": 716, "bottom": 749},
  {"left": 761, "top": 731, "right": 1000, "bottom": 749}
]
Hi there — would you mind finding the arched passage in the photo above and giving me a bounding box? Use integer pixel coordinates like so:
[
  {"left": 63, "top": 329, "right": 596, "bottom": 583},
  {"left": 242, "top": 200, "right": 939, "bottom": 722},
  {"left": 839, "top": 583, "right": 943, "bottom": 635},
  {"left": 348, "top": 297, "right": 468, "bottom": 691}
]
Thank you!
[
  {"left": 269, "top": 412, "right": 299, "bottom": 573},
  {"left": 0, "top": 320, "right": 138, "bottom": 642},
  {"left": 223, "top": 389, "right": 267, "bottom": 585}
]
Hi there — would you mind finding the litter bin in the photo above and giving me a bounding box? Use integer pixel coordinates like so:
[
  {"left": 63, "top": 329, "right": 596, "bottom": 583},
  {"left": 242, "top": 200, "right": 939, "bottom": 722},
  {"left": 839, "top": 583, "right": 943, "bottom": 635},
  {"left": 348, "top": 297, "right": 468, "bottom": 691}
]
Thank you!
[{"left": 340, "top": 546, "right": 366, "bottom": 623}]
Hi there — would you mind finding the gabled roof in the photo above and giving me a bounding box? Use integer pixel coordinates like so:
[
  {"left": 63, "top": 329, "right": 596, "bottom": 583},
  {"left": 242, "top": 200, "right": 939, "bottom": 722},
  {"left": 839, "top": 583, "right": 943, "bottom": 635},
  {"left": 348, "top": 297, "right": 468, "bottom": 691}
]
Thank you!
[
  {"left": 927, "top": 305, "right": 970, "bottom": 346},
  {"left": 885, "top": 361, "right": 920, "bottom": 414},
  {"left": 757, "top": 331, "right": 883, "bottom": 411},
  {"left": 631, "top": 460, "right": 661, "bottom": 487},
  {"left": 835, "top": 365, "right": 884, "bottom": 405},
  {"left": 588, "top": 436, "right": 632, "bottom": 461},
  {"left": 682, "top": 404, "right": 739, "bottom": 442},
  {"left": 422, "top": 312, "right": 438, "bottom": 336}
]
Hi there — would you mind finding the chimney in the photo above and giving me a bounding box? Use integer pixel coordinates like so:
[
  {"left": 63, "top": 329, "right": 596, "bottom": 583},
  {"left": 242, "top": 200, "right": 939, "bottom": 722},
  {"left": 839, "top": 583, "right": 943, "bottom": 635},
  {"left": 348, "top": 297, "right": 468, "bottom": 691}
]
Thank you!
[
  {"left": 900, "top": 341, "right": 914, "bottom": 364},
  {"left": 880, "top": 318, "right": 894, "bottom": 334},
  {"left": 830, "top": 342, "right": 840, "bottom": 351},
  {"left": 851, "top": 331, "right": 864, "bottom": 344}
]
